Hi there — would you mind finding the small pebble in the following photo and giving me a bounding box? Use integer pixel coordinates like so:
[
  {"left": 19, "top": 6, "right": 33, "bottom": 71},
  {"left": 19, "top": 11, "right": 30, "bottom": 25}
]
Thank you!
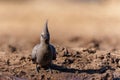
[{"left": 88, "top": 48, "right": 96, "bottom": 54}]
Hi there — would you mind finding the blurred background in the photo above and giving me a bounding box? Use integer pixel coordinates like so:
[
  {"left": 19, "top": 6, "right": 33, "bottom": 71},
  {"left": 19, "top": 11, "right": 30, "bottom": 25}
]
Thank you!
[
  {"left": 0, "top": 0, "right": 120, "bottom": 47},
  {"left": 1, "top": 1, "right": 120, "bottom": 79}
]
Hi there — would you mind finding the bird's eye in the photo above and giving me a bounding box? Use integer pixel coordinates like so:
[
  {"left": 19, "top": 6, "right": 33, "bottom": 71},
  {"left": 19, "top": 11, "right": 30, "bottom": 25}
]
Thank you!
[
  {"left": 41, "top": 34, "right": 49, "bottom": 40},
  {"left": 41, "top": 34, "right": 44, "bottom": 37},
  {"left": 41, "top": 34, "right": 46, "bottom": 39},
  {"left": 41, "top": 34, "right": 45, "bottom": 38}
]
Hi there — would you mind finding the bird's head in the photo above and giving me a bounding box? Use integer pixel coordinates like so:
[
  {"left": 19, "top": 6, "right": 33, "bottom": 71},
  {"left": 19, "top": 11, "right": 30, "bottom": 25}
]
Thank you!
[{"left": 40, "top": 20, "right": 50, "bottom": 44}]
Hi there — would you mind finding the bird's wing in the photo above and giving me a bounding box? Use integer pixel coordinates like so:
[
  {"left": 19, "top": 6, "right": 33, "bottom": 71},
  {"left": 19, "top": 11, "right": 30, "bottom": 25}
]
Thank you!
[
  {"left": 31, "top": 44, "right": 39, "bottom": 64},
  {"left": 50, "top": 44, "right": 56, "bottom": 60}
]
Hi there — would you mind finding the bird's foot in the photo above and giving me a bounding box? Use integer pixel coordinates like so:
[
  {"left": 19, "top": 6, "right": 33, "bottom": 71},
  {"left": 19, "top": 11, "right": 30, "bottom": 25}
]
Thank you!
[
  {"left": 46, "top": 67, "right": 52, "bottom": 74},
  {"left": 43, "top": 66, "right": 52, "bottom": 73}
]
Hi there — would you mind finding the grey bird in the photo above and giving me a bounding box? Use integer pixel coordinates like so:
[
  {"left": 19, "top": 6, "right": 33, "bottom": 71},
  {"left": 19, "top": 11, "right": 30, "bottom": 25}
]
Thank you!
[{"left": 31, "top": 21, "right": 56, "bottom": 72}]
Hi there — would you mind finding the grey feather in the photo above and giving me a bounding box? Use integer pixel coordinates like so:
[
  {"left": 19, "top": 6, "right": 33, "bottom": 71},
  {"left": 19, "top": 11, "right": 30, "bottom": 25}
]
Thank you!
[
  {"left": 35, "top": 44, "right": 53, "bottom": 67},
  {"left": 50, "top": 44, "right": 56, "bottom": 60},
  {"left": 31, "top": 21, "right": 56, "bottom": 71},
  {"left": 31, "top": 44, "right": 39, "bottom": 64}
]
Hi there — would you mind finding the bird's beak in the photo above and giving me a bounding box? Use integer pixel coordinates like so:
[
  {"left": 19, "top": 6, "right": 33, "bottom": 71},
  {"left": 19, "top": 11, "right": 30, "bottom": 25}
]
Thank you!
[{"left": 41, "top": 33, "right": 49, "bottom": 40}]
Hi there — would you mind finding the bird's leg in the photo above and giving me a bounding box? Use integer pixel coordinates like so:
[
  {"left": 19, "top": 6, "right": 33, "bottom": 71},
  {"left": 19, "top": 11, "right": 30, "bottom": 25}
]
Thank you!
[
  {"left": 36, "top": 64, "right": 40, "bottom": 73},
  {"left": 45, "top": 67, "right": 52, "bottom": 74},
  {"left": 46, "top": 64, "right": 52, "bottom": 73},
  {"left": 48, "top": 67, "right": 52, "bottom": 74}
]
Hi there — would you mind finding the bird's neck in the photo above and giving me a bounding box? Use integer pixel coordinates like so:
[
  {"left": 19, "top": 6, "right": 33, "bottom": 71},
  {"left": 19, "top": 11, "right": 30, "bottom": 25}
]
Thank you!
[{"left": 41, "top": 41, "right": 49, "bottom": 45}]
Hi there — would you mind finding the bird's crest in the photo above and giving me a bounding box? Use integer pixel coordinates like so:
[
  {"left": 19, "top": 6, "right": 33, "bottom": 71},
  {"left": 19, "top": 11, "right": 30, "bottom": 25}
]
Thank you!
[{"left": 41, "top": 20, "right": 50, "bottom": 40}]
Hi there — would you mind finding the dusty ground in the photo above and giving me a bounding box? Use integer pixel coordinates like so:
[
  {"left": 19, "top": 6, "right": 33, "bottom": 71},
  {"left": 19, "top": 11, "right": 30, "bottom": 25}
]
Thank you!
[{"left": 0, "top": 0, "right": 120, "bottom": 80}]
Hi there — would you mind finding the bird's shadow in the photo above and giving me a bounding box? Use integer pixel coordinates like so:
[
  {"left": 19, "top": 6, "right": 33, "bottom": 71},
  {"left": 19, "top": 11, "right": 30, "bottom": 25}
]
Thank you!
[{"left": 50, "top": 64, "right": 115, "bottom": 74}]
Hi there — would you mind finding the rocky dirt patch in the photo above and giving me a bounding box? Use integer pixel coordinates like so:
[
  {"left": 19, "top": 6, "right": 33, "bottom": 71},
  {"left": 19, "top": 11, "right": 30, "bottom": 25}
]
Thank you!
[{"left": 0, "top": 36, "right": 120, "bottom": 80}]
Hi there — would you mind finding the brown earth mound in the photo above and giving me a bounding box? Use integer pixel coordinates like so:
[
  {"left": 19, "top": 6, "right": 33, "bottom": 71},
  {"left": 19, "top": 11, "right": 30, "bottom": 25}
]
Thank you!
[{"left": 0, "top": 36, "right": 120, "bottom": 80}]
